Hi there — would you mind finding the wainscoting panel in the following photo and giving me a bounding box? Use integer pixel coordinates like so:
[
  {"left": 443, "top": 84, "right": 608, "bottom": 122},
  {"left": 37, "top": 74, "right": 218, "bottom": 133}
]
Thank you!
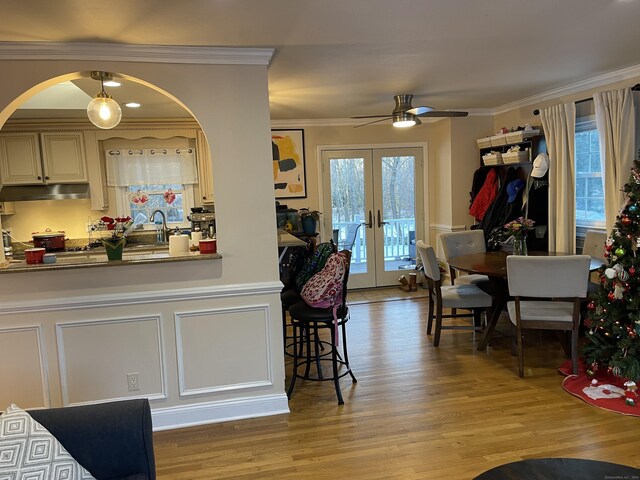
[
  {"left": 175, "top": 305, "right": 272, "bottom": 397},
  {"left": 0, "top": 325, "right": 49, "bottom": 409},
  {"left": 56, "top": 315, "right": 165, "bottom": 406}
]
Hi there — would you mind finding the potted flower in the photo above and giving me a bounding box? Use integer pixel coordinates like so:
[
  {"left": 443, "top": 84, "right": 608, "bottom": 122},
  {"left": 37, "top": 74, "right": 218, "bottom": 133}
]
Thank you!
[
  {"left": 298, "top": 208, "right": 321, "bottom": 234},
  {"left": 101, "top": 216, "right": 133, "bottom": 260},
  {"left": 504, "top": 216, "right": 535, "bottom": 255}
]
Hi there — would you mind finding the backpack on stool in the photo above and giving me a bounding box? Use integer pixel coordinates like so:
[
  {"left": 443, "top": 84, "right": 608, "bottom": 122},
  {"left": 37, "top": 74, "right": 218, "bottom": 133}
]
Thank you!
[{"left": 300, "top": 251, "right": 349, "bottom": 343}]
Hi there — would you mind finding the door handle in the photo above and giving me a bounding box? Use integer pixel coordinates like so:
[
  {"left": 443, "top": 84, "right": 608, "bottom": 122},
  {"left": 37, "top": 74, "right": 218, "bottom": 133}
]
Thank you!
[
  {"left": 364, "top": 210, "right": 373, "bottom": 229},
  {"left": 377, "top": 210, "right": 388, "bottom": 228}
]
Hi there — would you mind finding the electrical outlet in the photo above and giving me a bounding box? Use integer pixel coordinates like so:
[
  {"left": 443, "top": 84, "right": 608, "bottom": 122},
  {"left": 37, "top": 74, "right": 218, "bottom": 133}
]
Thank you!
[{"left": 127, "top": 372, "right": 140, "bottom": 391}]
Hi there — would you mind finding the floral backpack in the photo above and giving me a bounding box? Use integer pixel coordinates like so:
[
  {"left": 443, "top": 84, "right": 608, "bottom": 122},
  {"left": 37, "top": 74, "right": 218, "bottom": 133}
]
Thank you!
[{"left": 301, "top": 251, "right": 350, "bottom": 341}]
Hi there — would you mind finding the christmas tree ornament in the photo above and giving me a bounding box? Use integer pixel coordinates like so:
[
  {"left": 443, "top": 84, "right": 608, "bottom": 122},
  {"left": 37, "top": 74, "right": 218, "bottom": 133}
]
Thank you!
[
  {"left": 605, "top": 267, "right": 617, "bottom": 279},
  {"left": 624, "top": 380, "right": 637, "bottom": 406},
  {"left": 630, "top": 266, "right": 637, "bottom": 276},
  {"left": 608, "top": 291, "right": 616, "bottom": 301},
  {"left": 622, "top": 215, "right": 632, "bottom": 226},
  {"left": 614, "top": 283, "right": 625, "bottom": 300},
  {"left": 587, "top": 301, "right": 596, "bottom": 310},
  {"left": 615, "top": 247, "right": 626, "bottom": 257},
  {"left": 630, "top": 204, "right": 639, "bottom": 213},
  {"left": 612, "top": 365, "right": 622, "bottom": 376},
  {"left": 618, "top": 270, "right": 630, "bottom": 281}
]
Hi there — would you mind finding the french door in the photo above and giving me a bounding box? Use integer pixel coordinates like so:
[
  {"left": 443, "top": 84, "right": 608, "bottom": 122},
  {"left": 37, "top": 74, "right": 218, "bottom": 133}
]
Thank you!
[{"left": 321, "top": 147, "right": 424, "bottom": 289}]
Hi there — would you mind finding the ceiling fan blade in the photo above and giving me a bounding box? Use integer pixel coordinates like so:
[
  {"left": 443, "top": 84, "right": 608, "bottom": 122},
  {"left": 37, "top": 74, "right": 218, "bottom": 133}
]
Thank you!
[
  {"left": 418, "top": 110, "right": 468, "bottom": 118},
  {"left": 350, "top": 114, "right": 392, "bottom": 119},
  {"left": 354, "top": 117, "right": 392, "bottom": 128},
  {"left": 406, "top": 106, "right": 434, "bottom": 116}
]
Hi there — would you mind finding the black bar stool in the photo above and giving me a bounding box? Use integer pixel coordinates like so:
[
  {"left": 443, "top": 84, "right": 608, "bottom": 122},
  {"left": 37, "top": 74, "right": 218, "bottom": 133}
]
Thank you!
[{"left": 286, "top": 250, "right": 357, "bottom": 404}]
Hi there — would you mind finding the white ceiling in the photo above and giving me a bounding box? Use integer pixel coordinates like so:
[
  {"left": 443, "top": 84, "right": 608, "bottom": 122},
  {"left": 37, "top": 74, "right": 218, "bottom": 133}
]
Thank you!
[{"left": 2, "top": 0, "right": 640, "bottom": 123}]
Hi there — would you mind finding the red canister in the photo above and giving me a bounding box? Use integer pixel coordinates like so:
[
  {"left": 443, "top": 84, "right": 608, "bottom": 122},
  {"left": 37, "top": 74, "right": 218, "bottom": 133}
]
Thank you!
[
  {"left": 199, "top": 238, "right": 217, "bottom": 254},
  {"left": 24, "top": 247, "right": 46, "bottom": 264}
]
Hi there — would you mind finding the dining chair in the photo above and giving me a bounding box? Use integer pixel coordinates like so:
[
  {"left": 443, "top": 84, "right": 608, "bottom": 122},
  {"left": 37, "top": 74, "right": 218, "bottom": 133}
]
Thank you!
[
  {"left": 439, "top": 230, "right": 491, "bottom": 288},
  {"left": 506, "top": 255, "right": 591, "bottom": 377},
  {"left": 582, "top": 230, "right": 607, "bottom": 294},
  {"left": 287, "top": 250, "right": 357, "bottom": 404},
  {"left": 416, "top": 240, "right": 492, "bottom": 346}
]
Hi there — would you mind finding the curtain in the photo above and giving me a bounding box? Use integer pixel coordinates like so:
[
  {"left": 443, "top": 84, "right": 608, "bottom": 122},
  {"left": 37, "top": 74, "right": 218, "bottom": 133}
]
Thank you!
[
  {"left": 106, "top": 148, "right": 198, "bottom": 186},
  {"left": 593, "top": 88, "right": 636, "bottom": 234},
  {"left": 540, "top": 102, "right": 576, "bottom": 253}
]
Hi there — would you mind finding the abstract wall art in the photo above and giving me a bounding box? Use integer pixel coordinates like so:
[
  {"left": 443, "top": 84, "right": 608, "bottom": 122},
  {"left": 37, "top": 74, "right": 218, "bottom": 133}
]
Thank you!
[{"left": 271, "top": 129, "right": 306, "bottom": 198}]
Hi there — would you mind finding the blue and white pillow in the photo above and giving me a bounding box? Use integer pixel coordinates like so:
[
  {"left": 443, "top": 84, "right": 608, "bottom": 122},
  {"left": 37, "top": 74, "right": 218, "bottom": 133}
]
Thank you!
[{"left": 0, "top": 404, "right": 96, "bottom": 479}]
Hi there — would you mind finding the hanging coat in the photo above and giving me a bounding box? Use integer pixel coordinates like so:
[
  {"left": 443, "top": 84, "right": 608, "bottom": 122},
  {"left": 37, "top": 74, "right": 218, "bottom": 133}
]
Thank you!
[{"left": 469, "top": 168, "right": 499, "bottom": 221}]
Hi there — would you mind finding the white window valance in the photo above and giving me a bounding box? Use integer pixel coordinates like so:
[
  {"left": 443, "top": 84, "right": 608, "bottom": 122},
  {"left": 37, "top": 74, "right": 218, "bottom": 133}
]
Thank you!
[{"left": 106, "top": 148, "right": 198, "bottom": 186}]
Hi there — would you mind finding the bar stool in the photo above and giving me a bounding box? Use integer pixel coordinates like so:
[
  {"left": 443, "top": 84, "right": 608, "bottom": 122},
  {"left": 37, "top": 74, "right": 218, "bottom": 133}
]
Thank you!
[{"left": 287, "top": 250, "right": 357, "bottom": 404}]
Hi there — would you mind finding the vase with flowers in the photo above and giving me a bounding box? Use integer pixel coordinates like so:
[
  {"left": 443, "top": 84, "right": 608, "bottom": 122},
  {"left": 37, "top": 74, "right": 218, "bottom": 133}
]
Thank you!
[
  {"left": 504, "top": 216, "right": 535, "bottom": 255},
  {"left": 101, "top": 216, "right": 133, "bottom": 260}
]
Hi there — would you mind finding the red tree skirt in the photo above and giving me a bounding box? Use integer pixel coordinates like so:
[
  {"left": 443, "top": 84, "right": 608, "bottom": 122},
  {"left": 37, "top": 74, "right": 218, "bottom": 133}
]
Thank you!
[{"left": 559, "top": 359, "right": 640, "bottom": 417}]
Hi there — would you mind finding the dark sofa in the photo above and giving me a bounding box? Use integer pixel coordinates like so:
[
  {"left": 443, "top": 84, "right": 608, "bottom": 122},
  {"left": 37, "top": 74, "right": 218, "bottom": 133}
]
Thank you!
[{"left": 28, "top": 398, "right": 156, "bottom": 480}]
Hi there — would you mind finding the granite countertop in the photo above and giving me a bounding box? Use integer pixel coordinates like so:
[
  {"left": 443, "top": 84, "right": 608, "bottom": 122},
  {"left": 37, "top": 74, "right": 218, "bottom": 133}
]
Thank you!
[{"left": 0, "top": 249, "right": 222, "bottom": 274}]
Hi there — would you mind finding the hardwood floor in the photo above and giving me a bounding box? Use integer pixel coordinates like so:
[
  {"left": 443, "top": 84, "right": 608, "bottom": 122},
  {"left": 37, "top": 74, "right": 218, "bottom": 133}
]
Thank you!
[{"left": 154, "top": 298, "right": 640, "bottom": 479}]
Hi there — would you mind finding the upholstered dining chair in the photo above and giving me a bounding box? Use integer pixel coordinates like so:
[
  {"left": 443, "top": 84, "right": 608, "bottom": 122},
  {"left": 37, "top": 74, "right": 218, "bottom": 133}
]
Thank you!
[
  {"left": 582, "top": 230, "right": 607, "bottom": 294},
  {"left": 439, "top": 230, "right": 491, "bottom": 288},
  {"left": 416, "top": 240, "right": 492, "bottom": 346},
  {"left": 506, "top": 255, "right": 591, "bottom": 377}
]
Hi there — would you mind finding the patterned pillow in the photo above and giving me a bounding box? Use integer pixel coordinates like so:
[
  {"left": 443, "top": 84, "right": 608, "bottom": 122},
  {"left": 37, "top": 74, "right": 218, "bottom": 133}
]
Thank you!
[{"left": 0, "top": 404, "right": 96, "bottom": 479}]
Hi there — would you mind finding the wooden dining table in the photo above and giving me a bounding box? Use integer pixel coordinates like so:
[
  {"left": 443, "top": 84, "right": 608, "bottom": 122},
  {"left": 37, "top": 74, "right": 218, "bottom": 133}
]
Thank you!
[{"left": 447, "top": 250, "right": 604, "bottom": 351}]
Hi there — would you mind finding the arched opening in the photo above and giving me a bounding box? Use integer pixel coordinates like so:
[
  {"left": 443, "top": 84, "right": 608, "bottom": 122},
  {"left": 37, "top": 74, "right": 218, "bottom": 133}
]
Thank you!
[{"left": 0, "top": 71, "right": 214, "bottom": 245}]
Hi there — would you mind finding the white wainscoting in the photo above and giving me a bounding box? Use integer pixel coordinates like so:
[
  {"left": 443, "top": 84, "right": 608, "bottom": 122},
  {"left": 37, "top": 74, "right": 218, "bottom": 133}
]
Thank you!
[
  {"left": 0, "top": 325, "right": 50, "bottom": 409},
  {"left": 175, "top": 304, "right": 273, "bottom": 397},
  {"left": 56, "top": 315, "right": 166, "bottom": 406}
]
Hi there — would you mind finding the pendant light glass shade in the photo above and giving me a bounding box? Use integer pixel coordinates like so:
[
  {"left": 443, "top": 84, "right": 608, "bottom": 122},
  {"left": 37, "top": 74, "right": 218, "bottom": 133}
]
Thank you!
[{"left": 87, "top": 72, "right": 122, "bottom": 129}]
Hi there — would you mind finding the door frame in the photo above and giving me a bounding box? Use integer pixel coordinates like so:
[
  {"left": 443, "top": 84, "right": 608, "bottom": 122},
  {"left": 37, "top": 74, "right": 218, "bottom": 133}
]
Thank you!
[{"left": 316, "top": 142, "right": 430, "bottom": 287}]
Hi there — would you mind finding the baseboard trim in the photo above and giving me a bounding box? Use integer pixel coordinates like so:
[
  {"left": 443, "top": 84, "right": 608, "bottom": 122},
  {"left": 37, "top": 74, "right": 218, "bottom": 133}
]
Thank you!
[{"left": 151, "top": 394, "right": 290, "bottom": 431}]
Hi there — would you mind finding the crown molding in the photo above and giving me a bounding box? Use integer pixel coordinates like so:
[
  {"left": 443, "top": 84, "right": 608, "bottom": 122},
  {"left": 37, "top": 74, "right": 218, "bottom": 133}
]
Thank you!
[
  {"left": 0, "top": 42, "right": 274, "bottom": 66},
  {"left": 494, "top": 63, "right": 640, "bottom": 115}
]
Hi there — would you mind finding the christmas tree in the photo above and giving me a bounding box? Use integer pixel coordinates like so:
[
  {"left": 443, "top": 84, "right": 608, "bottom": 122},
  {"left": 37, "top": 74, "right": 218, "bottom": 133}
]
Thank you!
[{"left": 583, "top": 158, "right": 640, "bottom": 382}]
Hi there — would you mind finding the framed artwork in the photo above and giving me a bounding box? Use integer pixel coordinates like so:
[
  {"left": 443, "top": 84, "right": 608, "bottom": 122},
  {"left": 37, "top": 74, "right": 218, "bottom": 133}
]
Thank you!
[{"left": 271, "top": 129, "right": 306, "bottom": 198}]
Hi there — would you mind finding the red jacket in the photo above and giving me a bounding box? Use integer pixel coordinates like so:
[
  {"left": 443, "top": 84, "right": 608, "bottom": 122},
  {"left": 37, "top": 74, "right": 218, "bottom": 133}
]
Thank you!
[{"left": 469, "top": 169, "right": 499, "bottom": 221}]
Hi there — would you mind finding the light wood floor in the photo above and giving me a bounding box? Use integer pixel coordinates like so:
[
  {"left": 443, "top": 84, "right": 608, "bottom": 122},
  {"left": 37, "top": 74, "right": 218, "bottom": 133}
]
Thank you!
[{"left": 154, "top": 297, "right": 640, "bottom": 479}]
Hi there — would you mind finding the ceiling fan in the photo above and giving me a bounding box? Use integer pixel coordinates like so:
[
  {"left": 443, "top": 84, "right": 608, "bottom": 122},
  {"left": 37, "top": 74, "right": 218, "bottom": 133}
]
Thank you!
[{"left": 351, "top": 94, "right": 468, "bottom": 128}]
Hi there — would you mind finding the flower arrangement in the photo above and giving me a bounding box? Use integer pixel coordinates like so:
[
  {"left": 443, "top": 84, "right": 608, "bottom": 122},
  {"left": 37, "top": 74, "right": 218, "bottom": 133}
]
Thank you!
[
  {"left": 504, "top": 216, "right": 535, "bottom": 239},
  {"left": 101, "top": 216, "right": 133, "bottom": 245}
]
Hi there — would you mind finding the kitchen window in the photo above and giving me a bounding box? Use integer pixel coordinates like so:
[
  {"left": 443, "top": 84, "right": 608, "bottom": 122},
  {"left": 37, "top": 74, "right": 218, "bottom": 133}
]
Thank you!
[
  {"left": 575, "top": 116, "right": 605, "bottom": 229},
  {"left": 106, "top": 148, "right": 198, "bottom": 229}
]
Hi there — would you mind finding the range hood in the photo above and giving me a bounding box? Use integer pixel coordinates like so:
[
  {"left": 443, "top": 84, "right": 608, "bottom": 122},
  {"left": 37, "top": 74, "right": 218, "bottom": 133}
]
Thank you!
[{"left": 0, "top": 184, "right": 90, "bottom": 202}]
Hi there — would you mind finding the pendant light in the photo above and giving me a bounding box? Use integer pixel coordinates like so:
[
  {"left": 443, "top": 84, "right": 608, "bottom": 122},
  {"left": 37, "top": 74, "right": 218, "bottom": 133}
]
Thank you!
[{"left": 87, "top": 71, "right": 122, "bottom": 129}]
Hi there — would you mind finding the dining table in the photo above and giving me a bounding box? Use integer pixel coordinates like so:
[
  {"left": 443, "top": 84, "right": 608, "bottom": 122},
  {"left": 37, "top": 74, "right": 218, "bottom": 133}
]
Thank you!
[{"left": 447, "top": 250, "right": 604, "bottom": 351}]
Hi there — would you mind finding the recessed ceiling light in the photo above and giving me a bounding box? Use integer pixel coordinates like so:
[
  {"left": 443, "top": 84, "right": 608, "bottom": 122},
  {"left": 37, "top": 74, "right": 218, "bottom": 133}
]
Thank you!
[
  {"left": 125, "top": 102, "right": 141, "bottom": 108},
  {"left": 103, "top": 80, "right": 121, "bottom": 87}
]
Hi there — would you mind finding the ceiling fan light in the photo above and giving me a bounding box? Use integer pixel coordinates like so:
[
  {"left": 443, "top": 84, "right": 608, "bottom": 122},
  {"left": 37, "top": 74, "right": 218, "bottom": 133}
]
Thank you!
[{"left": 393, "top": 112, "right": 420, "bottom": 128}]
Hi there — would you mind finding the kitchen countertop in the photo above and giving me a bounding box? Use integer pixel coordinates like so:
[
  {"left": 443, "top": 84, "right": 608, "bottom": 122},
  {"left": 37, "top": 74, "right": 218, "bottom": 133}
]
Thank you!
[{"left": 0, "top": 248, "right": 222, "bottom": 274}]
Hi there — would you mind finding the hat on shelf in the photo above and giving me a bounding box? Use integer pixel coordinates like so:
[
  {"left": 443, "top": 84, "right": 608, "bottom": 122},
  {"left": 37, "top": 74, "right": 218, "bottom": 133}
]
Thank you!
[
  {"left": 531, "top": 153, "right": 549, "bottom": 178},
  {"left": 507, "top": 179, "right": 525, "bottom": 203}
]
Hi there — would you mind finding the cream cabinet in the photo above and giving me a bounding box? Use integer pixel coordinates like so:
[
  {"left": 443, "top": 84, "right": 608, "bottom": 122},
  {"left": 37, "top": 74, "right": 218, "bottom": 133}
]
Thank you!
[
  {"left": 0, "top": 132, "right": 88, "bottom": 185},
  {"left": 196, "top": 130, "right": 214, "bottom": 204},
  {"left": 0, "top": 202, "right": 15, "bottom": 215}
]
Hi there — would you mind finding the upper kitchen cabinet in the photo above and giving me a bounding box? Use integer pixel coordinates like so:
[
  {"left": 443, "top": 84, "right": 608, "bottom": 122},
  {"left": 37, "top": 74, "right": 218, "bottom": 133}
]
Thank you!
[
  {"left": 196, "top": 130, "right": 214, "bottom": 203},
  {"left": 0, "top": 132, "right": 88, "bottom": 185}
]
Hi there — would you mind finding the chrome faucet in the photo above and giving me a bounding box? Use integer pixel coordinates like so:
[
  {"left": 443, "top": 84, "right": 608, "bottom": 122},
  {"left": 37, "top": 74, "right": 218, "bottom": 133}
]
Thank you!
[{"left": 150, "top": 210, "right": 168, "bottom": 243}]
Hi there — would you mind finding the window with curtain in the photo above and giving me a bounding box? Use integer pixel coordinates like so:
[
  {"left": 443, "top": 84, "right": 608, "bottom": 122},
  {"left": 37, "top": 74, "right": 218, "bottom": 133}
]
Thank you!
[
  {"left": 575, "top": 116, "right": 605, "bottom": 229},
  {"left": 106, "top": 148, "right": 198, "bottom": 228}
]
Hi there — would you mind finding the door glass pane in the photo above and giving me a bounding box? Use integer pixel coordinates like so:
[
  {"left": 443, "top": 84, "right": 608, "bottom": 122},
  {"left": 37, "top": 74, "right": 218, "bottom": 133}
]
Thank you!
[
  {"left": 330, "top": 157, "right": 366, "bottom": 274},
  {"left": 381, "top": 155, "right": 416, "bottom": 272}
]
